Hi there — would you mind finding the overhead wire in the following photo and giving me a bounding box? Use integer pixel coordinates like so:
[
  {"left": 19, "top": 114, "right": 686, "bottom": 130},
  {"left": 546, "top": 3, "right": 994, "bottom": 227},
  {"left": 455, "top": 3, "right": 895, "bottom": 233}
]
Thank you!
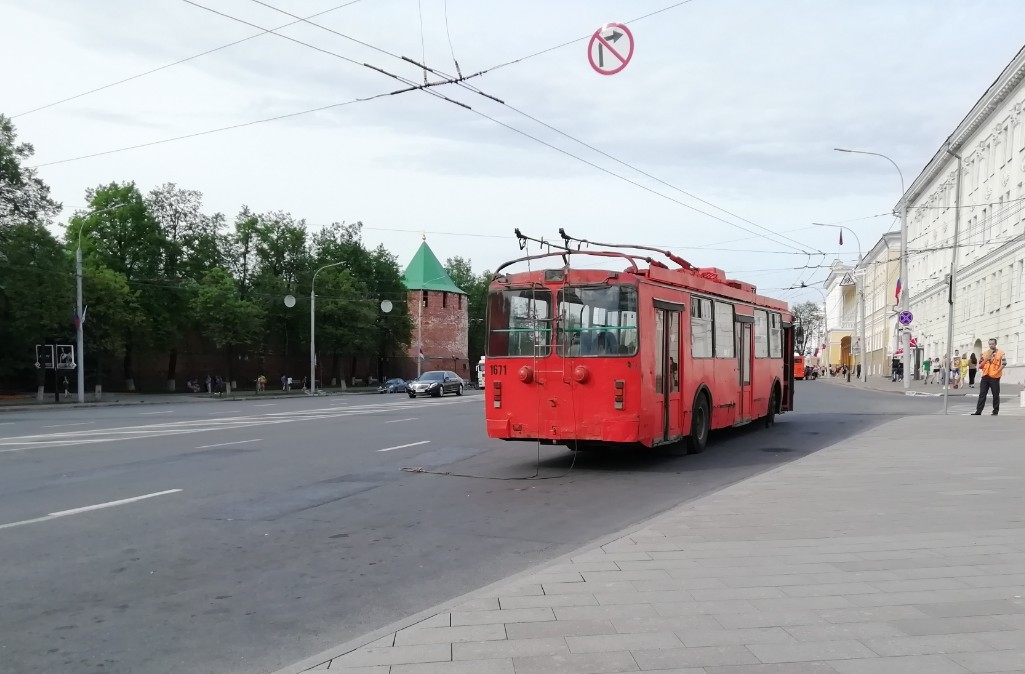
[
  {"left": 442, "top": 0, "right": 462, "bottom": 78},
  {"left": 11, "top": 0, "right": 368, "bottom": 118}
]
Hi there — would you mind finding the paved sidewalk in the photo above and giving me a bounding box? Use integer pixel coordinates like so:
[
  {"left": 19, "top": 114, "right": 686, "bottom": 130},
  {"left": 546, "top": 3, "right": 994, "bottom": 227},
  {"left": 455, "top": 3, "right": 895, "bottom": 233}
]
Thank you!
[
  {"left": 278, "top": 415, "right": 1025, "bottom": 674},
  {"left": 819, "top": 374, "right": 1025, "bottom": 401}
]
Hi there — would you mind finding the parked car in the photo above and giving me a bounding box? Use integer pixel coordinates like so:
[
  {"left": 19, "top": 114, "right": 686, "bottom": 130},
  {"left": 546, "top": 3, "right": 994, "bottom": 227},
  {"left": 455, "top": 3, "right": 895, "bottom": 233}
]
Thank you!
[
  {"left": 378, "top": 378, "right": 407, "bottom": 393},
  {"left": 406, "top": 371, "right": 464, "bottom": 398}
]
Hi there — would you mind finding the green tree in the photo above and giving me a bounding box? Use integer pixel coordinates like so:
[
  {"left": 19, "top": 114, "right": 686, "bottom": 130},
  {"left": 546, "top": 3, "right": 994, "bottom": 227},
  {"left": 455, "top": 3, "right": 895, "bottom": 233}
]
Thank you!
[
  {"left": 66, "top": 182, "right": 167, "bottom": 390},
  {"left": 792, "top": 301, "right": 824, "bottom": 354},
  {"left": 146, "top": 183, "right": 224, "bottom": 390},
  {"left": 190, "top": 268, "right": 264, "bottom": 389},
  {"left": 0, "top": 114, "right": 61, "bottom": 228},
  {"left": 81, "top": 264, "right": 143, "bottom": 391},
  {"left": 0, "top": 222, "right": 74, "bottom": 384}
]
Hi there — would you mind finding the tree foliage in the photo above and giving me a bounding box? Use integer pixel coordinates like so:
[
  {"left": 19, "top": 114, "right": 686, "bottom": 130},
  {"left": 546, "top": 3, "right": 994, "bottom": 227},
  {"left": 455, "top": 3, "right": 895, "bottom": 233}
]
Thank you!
[
  {"left": 445, "top": 256, "right": 490, "bottom": 369},
  {"left": 792, "top": 301, "right": 825, "bottom": 354},
  {"left": 0, "top": 115, "right": 437, "bottom": 391}
]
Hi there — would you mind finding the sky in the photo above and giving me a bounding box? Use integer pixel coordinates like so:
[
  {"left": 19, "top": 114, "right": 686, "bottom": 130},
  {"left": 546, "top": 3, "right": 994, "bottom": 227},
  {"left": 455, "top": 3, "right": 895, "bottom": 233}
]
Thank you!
[{"left": 3, "top": 0, "right": 1025, "bottom": 306}]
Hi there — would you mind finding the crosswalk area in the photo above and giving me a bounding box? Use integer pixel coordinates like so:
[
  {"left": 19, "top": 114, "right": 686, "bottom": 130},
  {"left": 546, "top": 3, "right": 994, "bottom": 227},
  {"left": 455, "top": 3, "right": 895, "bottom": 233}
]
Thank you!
[
  {"left": 0, "top": 397, "right": 479, "bottom": 453},
  {"left": 947, "top": 400, "right": 1025, "bottom": 416}
]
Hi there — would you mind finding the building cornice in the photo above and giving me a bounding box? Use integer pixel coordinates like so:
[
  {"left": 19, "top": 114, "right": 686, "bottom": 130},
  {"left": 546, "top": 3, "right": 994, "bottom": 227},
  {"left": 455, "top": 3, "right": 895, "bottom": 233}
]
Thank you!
[{"left": 898, "top": 43, "right": 1025, "bottom": 210}]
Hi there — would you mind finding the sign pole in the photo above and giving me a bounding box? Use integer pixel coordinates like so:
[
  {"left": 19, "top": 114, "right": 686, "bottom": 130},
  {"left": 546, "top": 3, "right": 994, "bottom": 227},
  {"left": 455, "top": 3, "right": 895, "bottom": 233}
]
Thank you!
[{"left": 76, "top": 247, "right": 85, "bottom": 403}]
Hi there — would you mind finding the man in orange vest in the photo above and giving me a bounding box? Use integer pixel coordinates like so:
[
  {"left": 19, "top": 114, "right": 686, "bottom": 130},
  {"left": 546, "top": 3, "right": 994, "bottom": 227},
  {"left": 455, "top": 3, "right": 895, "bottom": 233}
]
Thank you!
[{"left": 973, "top": 338, "right": 1006, "bottom": 416}]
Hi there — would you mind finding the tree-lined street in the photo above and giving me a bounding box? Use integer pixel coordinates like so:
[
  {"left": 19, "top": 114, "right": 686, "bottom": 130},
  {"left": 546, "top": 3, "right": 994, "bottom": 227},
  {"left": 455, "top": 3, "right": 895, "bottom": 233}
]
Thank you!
[{"left": 0, "top": 384, "right": 935, "bottom": 674}]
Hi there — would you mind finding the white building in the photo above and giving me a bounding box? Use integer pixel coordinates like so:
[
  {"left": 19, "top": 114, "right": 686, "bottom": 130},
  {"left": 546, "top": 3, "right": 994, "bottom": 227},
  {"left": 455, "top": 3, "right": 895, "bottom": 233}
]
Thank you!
[
  {"left": 823, "top": 260, "right": 858, "bottom": 371},
  {"left": 862, "top": 232, "right": 902, "bottom": 377},
  {"left": 899, "top": 44, "right": 1025, "bottom": 383}
]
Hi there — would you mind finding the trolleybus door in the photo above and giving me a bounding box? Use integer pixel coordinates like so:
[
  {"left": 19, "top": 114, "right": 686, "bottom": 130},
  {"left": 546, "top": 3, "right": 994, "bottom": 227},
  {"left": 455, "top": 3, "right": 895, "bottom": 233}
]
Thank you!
[
  {"left": 654, "top": 301, "right": 683, "bottom": 444},
  {"left": 736, "top": 316, "right": 754, "bottom": 423}
]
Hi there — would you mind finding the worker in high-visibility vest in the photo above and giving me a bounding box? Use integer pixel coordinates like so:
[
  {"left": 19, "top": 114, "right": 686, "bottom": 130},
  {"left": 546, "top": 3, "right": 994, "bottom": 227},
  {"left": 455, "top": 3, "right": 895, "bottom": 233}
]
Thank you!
[{"left": 973, "top": 338, "right": 1007, "bottom": 416}]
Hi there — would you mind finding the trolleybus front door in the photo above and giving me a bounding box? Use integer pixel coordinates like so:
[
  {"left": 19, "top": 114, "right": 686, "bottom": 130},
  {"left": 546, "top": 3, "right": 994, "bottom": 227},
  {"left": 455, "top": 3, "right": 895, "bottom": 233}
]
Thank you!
[{"left": 654, "top": 303, "right": 683, "bottom": 444}]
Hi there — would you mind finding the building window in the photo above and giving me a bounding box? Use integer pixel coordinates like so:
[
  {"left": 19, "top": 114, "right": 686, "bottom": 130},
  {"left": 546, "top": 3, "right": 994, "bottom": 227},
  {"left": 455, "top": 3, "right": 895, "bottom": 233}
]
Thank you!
[
  {"left": 769, "top": 313, "right": 782, "bottom": 358},
  {"left": 422, "top": 290, "right": 428, "bottom": 307},
  {"left": 458, "top": 294, "right": 462, "bottom": 309},
  {"left": 442, "top": 292, "right": 448, "bottom": 308}
]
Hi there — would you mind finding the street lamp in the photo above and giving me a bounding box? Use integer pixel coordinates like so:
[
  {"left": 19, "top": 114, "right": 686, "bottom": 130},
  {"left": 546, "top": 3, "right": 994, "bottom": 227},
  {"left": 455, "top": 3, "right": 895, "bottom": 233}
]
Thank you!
[
  {"left": 310, "top": 261, "right": 347, "bottom": 395},
  {"left": 812, "top": 222, "right": 866, "bottom": 382},
  {"left": 942, "top": 146, "right": 963, "bottom": 414},
  {"left": 834, "top": 147, "right": 910, "bottom": 389},
  {"left": 74, "top": 202, "right": 127, "bottom": 403}
]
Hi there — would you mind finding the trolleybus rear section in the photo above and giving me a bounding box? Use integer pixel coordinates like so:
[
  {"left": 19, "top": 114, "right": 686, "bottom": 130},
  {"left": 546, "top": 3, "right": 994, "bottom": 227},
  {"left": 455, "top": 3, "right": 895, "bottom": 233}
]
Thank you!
[{"left": 484, "top": 232, "right": 794, "bottom": 451}]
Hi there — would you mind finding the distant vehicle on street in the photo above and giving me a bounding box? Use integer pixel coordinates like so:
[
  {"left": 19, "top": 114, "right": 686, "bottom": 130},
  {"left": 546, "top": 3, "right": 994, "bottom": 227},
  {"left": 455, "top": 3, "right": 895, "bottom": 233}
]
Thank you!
[
  {"left": 484, "top": 228, "right": 795, "bottom": 454},
  {"left": 406, "top": 371, "right": 464, "bottom": 398},
  {"left": 377, "top": 378, "right": 407, "bottom": 393},
  {"left": 794, "top": 354, "right": 817, "bottom": 381},
  {"left": 476, "top": 356, "right": 486, "bottom": 389}
]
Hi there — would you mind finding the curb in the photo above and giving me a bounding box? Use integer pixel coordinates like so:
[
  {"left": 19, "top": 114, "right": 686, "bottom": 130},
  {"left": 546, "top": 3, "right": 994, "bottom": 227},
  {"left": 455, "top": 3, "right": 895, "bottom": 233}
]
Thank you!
[
  {"left": 817, "top": 377, "right": 968, "bottom": 397},
  {"left": 0, "top": 390, "right": 378, "bottom": 413},
  {"left": 268, "top": 415, "right": 908, "bottom": 674}
]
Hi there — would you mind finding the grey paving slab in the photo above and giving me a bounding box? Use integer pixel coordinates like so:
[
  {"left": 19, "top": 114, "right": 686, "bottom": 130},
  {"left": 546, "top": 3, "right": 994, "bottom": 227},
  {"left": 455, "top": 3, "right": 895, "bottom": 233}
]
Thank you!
[
  {"left": 391, "top": 660, "right": 516, "bottom": 674},
  {"left": 296, "top": 416, "right": 1025, "bottom": 674}
]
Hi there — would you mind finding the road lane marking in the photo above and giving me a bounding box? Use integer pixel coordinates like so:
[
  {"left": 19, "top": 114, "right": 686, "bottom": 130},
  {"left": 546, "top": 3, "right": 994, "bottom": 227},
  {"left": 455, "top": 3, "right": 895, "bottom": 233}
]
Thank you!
[
  {"left": 253, "top": 403, "right": 276, "bottom": 407},
  {"left": 378, "top": 440, "right": 431, "bottom": 452},
  {"left": 140, "top": 411, "right": 173, "bottom": 415},
  {"left": 195, "top": 439, "right": 262, "bottom": 449},
  {"left": 42, "top": 422, "right": 95, "bottom": 428},
  {"left": 0, "top": 397, "right": 478, "bottom": 453},
  {"left": 0, "top": 489, "right": 182, "bottom": 531},
  {"left": 210, "top": 410, "right": 242, "bottom": 415},
  {"left": 384, "top": 418, "right": 418, "bottom": 424}
]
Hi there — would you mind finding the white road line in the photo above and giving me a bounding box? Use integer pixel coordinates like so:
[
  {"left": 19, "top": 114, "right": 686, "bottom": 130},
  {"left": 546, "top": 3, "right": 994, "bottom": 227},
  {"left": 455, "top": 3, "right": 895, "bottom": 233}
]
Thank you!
[
  {"left": 253, "top": 403, "right": 276, "bottom": 407},
  {"left": 0, "top": 422, "right": 14, "bottom": 426},
  {"left": 195, "top": 439, "right": 262, "bottom": 449},
  {"left": 210, "top": 410, "right": 242, "bottom": 415},
  {"left": 140, "top": 411, "right": 173, "bottom": 415},
  {"left": 0, "top": 489, "right": 182, "bottom": 531},
  {"left": 384, "top": 418, "right": 418, "bottom": 424},
  {"left": 377, "top": 440, "right": 431, "bottom": 452},
  {"left": 42, "top": 422, "right": 95, "bottom": 428}
]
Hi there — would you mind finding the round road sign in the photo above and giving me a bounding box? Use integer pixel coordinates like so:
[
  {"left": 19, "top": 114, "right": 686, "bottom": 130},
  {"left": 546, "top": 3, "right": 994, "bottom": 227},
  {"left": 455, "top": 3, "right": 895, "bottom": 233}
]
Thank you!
[
  {"left": 588, "top": 23, "right": 635, "bottom": 76},
  {"left": 898, "top": 310, "right": 913, "bottom": 326}
]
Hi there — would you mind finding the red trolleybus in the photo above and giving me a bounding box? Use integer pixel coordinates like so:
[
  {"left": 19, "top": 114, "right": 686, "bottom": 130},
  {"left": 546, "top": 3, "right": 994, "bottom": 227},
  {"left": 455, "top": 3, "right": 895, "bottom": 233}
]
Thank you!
[{"left": 484, "top": 230, "right": 796, "bottom": 453}]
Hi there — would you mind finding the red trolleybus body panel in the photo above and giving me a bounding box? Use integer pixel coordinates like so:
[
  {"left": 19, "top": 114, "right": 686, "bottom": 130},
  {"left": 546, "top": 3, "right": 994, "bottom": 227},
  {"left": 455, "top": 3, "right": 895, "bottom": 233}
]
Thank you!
[{"left": 485, "top": 261, "right": 792, "bottom": 448}]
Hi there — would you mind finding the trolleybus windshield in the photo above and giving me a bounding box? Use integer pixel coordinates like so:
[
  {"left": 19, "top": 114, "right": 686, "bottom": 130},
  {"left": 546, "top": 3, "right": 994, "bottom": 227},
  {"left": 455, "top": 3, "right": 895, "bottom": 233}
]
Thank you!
[
  {"left": 557, "top": 285, "right": 639, "bottom": 357},
  {"left": 486, "top": 288, "right": 553, "bottom": 357}
]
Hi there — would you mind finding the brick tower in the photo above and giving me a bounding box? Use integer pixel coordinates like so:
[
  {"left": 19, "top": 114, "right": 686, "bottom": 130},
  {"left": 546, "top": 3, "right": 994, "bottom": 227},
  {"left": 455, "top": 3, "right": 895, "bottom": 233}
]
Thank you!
[{"left": 402, "top": 240, "right": 469, "bottom": 379}]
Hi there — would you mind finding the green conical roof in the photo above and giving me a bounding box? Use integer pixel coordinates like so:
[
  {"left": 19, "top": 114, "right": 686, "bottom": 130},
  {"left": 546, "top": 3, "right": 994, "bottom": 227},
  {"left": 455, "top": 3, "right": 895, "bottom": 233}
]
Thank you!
[{"left": 402, "top": 241, "right": 465, "bottom": 294}]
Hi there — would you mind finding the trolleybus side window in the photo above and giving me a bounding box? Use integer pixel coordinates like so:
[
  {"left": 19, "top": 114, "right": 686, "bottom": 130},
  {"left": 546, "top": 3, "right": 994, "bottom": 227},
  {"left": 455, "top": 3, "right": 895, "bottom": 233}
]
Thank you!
[
  {"left": 690, "top": 297, "right": 713, "bottom": 358},
  {"left": 486, "top": 288, "right": 552, "bottom": 358},
  {"left": 714, "top": 302, "right": 735, "bottom": 358},
  {"left": 557, "top": 285, "right": 639, "bottom": 357},
  {"left": 769, "top": 313, "right": 782, "bottom": 358},
  {"left": 754, "top": 310, "right": 769, "bottom": 358}
]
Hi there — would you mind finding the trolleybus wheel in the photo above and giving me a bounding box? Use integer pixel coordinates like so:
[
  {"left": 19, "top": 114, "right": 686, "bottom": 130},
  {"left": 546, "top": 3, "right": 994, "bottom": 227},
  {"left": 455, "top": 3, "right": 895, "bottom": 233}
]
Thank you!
[
  {"left": 686, "top": 393, "right": 710, "bottom": 455},
  {"left": 765, "top": 388, "right": 777, "bottom": 428}
]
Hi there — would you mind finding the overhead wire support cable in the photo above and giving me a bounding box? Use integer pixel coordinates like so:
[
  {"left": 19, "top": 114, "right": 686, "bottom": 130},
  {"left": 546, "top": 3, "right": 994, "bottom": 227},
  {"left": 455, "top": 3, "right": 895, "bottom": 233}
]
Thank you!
[{"left": 249, "top": 0, "right": 812, "bottom": 255}]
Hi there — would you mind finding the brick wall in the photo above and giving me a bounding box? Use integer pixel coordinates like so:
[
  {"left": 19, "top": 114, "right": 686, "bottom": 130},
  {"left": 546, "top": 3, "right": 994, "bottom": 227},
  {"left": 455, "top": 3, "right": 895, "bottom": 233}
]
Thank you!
[{"left": 407, "top": 289, "right": 469, "bottom": 377}]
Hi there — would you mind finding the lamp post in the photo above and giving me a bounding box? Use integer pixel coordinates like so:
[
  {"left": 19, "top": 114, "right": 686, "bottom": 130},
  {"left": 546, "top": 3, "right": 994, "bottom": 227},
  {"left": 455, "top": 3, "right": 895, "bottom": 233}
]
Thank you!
[
  {"left": 812, "top": 222, "right": 865, "bottom": 382},
  {"left": 74, "top": 202, "right": 127, "bottom": 403},
  {"left": 943, "top": 146, "right": 963, "bottom": 414},
  {"left": 310, "top": 261, "right": 347, "bottom": 395},
  {"left": 834, "top": 147, "right": 909, "bottom": 389}
]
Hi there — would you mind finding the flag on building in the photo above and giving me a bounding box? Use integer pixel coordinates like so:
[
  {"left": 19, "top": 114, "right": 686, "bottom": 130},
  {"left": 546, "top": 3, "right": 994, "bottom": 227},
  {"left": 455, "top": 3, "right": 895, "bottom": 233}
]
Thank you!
[
  {"left": 418, "top": 346, "right": 426, "bottom": 361},
  {"left": 894, "top": 277, "right": 902, "bottom": 302},
  {"left": 73, "top": 308, "right": 80, "bottom": 330}
]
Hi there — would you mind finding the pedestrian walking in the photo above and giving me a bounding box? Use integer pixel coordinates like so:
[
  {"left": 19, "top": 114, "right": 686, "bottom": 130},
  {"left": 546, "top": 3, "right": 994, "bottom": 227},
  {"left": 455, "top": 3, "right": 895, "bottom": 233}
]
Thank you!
[
  {"left": 960, "top": 354, "right": 969, "bottom": 389},
  {"left": 923, "top": 356, "right": 933, "bottom": 384},
  {"left": 973, "top": 338, "right": 1006, "bottom": 416},
  {"left": 62, "top": 376, "right": 70, "bottom": 398},
  {"left": 968, "top": 352, "right": 978, "bottom": 388}
]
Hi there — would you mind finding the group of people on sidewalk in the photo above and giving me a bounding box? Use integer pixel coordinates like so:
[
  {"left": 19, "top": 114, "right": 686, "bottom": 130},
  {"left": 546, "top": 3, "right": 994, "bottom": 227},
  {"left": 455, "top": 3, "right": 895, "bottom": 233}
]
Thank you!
[{"left": 922, "top": 350, "right": 977, "bottom": 388}]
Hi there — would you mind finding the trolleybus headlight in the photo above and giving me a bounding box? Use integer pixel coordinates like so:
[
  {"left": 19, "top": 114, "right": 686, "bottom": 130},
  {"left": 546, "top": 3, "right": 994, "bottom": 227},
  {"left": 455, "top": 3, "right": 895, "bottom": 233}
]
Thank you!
[
  {"left": 573, "top": 365, "right": 590, "bottom": 383},
  {"left": 518, "top": 365, "right": 534, "bottom": 383}
]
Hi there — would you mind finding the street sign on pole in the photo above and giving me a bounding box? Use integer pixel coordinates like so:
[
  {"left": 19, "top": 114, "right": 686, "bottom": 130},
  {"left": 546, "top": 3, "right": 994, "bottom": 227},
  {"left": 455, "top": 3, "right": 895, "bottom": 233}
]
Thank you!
[
  {"left": 588, "top": 23, "right": 635, "bottom": 75},
  {"left": 839, "top": 272, "right": 855, "bottom": 287},
  {"left": 56, "top": 344, "right": 76, "bottom": 369},
  {"left": 898, "top": 310, "right": 914, "bottom": 326},
  {"left": 35, "top": 344, "right": 55, "bottom": 369}
]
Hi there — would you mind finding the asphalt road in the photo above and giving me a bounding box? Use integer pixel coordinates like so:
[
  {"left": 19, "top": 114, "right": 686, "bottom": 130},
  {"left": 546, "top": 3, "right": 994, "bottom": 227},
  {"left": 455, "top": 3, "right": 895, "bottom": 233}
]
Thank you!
[{"left": 0, "top": 383, "right": 941, "bottom": 674}]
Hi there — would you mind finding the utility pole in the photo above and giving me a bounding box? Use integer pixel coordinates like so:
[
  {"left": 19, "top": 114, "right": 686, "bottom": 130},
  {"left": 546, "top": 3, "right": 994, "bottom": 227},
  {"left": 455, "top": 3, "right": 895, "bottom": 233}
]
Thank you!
[
  {"left": 75, "top": 247, "right": 85, "bottom": 403},
  {"left": 310, "top": 261, "right": 347, "bottom": 395},
  {"left": 943, "top": 147, "right": 963, "bottom": 414}
]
